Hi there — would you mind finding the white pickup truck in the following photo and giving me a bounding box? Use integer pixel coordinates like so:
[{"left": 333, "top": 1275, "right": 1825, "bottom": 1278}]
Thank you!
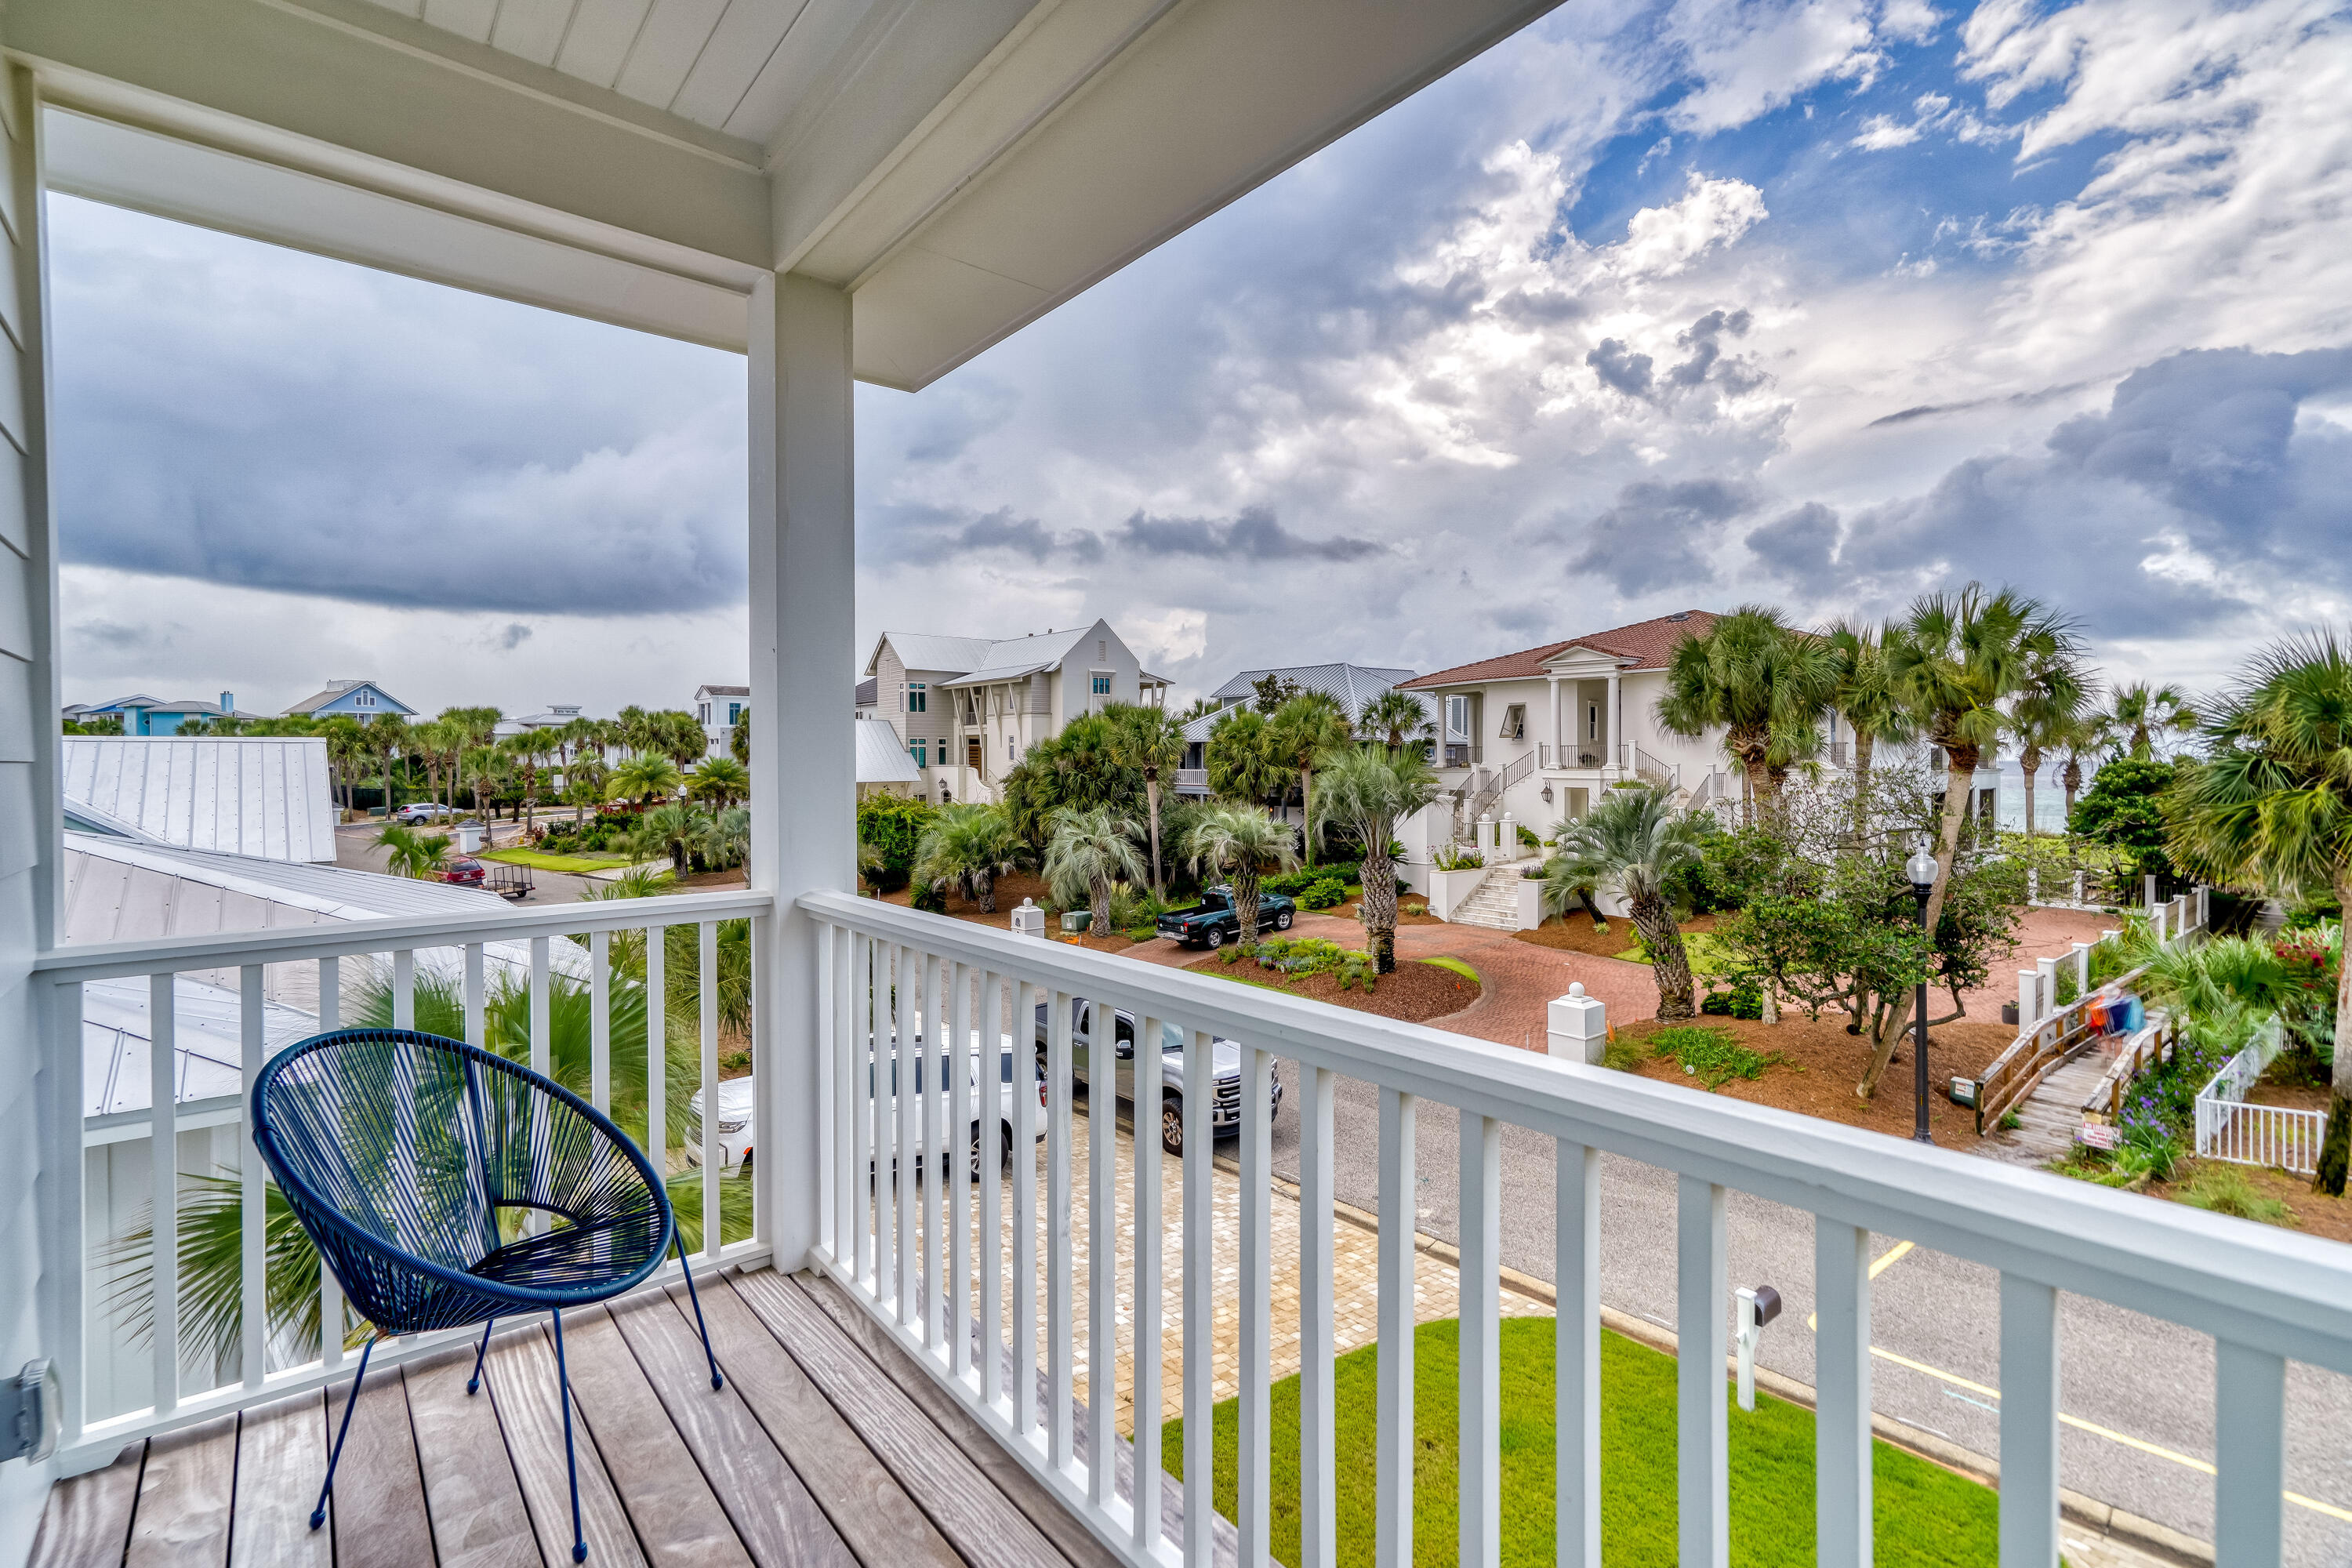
[
  {"left": 1033, "top": 997, "right": 1280, "bottom": 1154},
  {"left": 690, "top": 1026, "right": 1047, "bottom": 1177}
]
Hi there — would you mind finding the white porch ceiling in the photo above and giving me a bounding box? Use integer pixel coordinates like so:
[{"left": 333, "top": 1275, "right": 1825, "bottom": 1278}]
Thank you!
[{"left": 9, "top": 0, "right": 1566, "bottom": 387}]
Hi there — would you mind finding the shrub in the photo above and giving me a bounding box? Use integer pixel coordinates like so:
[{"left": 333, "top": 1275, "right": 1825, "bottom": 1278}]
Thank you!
[
  {"left": 1265, "top": 862, "right": 1360, "bottom": 895},
  {"left": 1432, "top": 844, "right": 1485, "bottom": 872},
  {"left": 1250, "top": 935, "right": 1378, "bottom": 992},
  {"left": 1517, "top": 824, "right": 1541, "bottom": 849},
  {"left": 1699, "top": 978, "right": 1766, "bottom": 1020},
  {"left": 1298, "top": 877, "right": 1348, "bottom": 910},
  {"left": 858, "top": 795, "right": 938, "bottom": 893},
  {"left": 2176, "top": 1163, "right": 2296, "bottom": 1225},
  {"left": 1646, "top": 1024, "right": 1780, "bottom": 1088},
  {"left": 2068, "top": 757, "right": 2180, "bottom": 883}
]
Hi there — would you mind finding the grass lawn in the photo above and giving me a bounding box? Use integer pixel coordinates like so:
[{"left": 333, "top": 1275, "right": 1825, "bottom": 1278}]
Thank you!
[
  {"left": 481, "top": 847, "right": 634, "bottom": 873},
  {"left": 1614, "top": 930, "right": 1736, "bottom": 976},
  {"left": 1161, "top": 1318, "right": 1998, "bottom": 1568}
]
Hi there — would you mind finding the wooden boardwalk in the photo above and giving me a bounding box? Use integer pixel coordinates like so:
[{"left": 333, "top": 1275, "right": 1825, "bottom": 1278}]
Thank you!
[
  {"left": 28, "top": 1269, "right": 1131, "bottom": 1568},
  {"left": 1991, "top": 1050, "right": 2113, "bottom": 1166}
]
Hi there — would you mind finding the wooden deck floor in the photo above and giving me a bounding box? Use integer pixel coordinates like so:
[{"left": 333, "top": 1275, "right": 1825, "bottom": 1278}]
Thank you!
[{"left": 29, "top": 1269, "right": 1131, "bottom": 1568}]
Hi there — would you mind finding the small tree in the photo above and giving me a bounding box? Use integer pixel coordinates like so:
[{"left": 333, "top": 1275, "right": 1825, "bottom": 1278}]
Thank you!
[
  {"left": 2108, "top": 681, "right": 2199, "bottom": 760},
  {"left": 1043, "top": 806, "right": 1147, "bottom": 935},
  {"left": 1359, "top": 690, "right": 1436, "bottom": 753},
  {"left": 2006, "top": 643, "right": 2092, "bottom": 837},
  {"left": 1309, "top": 744, "right": 1439, "bottom": 972},
  {"left": 1183, "top": 803, "right": 1298, "bottom": 947},
  {"left": 372, "top": 822, "right": 448, "bottom": 880},
  {"left": 1542, "top": 784, "right": 1710, "bottom": 1020},
  {"left": 1250, "top": 672, "right": 1303, "bottom": 714},
  {"left": 2167, "top": 632, "right": 2352, "bottom": 1194},
  {"left": 607, "top": 754, "right": 684, "bottom": 810},
  {"left": 1105, "top": 702, "right": 1186, "bottom": 897},
  {"left": 1657, "top": 604, "right": 1835, "bottom": 824},
  {"left": 1268, "top": 693, "right": 1354, "bottom": 866},
  {"left": 2070, "top": 757, "right": 2180, "bottom": 884},
  {"left": 1205, "top": 710, "right": 1288, "bottom": 809},
  {"left": 689, "top": 756, "right": 750, "bottom": 810},
  {"left": 913, "top": 802, "right": 1027, "bottom": 913}
]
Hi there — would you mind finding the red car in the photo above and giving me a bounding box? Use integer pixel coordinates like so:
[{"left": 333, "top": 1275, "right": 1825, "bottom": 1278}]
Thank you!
[{"left": 440, "top": 858, "right": 487, "bottom": 886}]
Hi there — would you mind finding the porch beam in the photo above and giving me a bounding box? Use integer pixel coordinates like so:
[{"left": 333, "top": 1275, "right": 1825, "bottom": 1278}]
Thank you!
[{"left": 746, "top": 270, "right": 856, "bottom": 1272}]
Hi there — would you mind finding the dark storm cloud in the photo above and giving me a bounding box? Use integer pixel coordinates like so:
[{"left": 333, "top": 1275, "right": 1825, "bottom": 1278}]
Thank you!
[
  {"left": 1840, "top": 346, "right": 2352, "bottom": 635},
  {"left": 1116, "top": 506, "right": 1385, "bottom": 562},
  {"left": 863, "top": 504, "right": 1105, "bottom": 567},
  {"left": 51, "top": 199, "right": 747, "bottom": 617},
  {"left": 1585, "top": 338, "right": 1655, "bottom": 397},
  {"left": 1567, "top": 478, "right": 1757, "bottom": 593},
  {"left": 496, "top": 623, "right": 532, "bottom": 650},
  {"left": 1744, "top": 501, "right": 1839, "bottom": 583}
]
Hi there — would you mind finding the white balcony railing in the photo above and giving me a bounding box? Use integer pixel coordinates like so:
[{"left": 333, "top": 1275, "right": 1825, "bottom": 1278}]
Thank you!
[
  {"left": 801, "top": 889, "right": 2352, "bottom": 1568},
  {"left": 34, "top": 889, "right": 774, "bottom": 1474}
]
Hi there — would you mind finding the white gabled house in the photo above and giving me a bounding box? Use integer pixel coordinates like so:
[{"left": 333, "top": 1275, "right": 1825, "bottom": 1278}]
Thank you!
[
  {"left": 866, "top": 619, "right": 1169, "bottom": 804},
  {"left": 691, "top": 684, "right": 749, "bottom": 757}
]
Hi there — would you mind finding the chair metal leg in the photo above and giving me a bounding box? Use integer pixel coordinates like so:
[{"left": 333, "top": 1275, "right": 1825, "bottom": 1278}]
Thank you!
[
  {"left": 310, "top": 1336, "right": 376, "bottom": 1530},
  {"left": 550, "top": 1308, "right": 587, "bottom": 1563},
  {"left": 673, "top": 1232, "right": 724, "bottom": 1391},
  {"left": 467, "top": 1317, "right": 496, "bottom": 1395}
]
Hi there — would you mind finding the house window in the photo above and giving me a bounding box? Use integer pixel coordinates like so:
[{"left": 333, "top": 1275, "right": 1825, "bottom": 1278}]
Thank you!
[
  {"left": 1091, "top": 673, "right": 1111, "bottom": 697},
  {"left": 1007, "top": 735, "right": 1016, "bottom": 760},
  {"left": 907, "top": 682, "right": 927, "bottom": 713},
  {"left": 939, "top": 736, "right": 949, "bottom": 761},
  {"left": 911, "top": 739, "right": 927, "bottom": 767},
  {"left": 698, "top": 702, "right": 710, "bottom": 723},
  {"left": 1500, "top": 703, "right": 1526, "bottom": 740},
  {"left": 728, "top": 702, "right": 742, "bottom": 726},
  {"left": 1446, "top": 695, "right": 1469, "bottom": 739},
  {"left": 356, "top": 691, "right": 373, "bottom": 708}
]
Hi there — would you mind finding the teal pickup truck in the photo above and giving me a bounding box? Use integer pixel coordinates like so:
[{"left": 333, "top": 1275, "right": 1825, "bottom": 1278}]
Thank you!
[{"left": 1154, "top": 884, "right": 1297, "bottom": 949}]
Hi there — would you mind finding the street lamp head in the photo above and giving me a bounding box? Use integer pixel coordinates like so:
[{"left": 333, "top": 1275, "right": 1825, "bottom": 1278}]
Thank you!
[{"left": 1905, "top": 848, "right": 1939, "bottom": 891}]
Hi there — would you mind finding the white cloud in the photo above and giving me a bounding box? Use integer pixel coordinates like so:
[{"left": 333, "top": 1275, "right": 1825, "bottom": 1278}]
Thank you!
[
  {"left": 1616, "top": 173, "right": 1772, "bottom": 278},
  {"left": 1662, "top": 0, "right": 1885, "bottom": 133}
]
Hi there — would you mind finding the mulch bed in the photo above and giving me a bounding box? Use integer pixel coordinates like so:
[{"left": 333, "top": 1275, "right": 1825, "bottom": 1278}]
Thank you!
[
  {"left": 1184, "top": 952, "right": 1480, "bottom": 1024},
  {"left": 2140, "top": 1164, "right": 2352, "bottom": 1246},
  {"left": 1612, "top": 1012, "right": 2012, "bottom": 1146},
  {"left": 1512, "top": 909, "right": 1719, "bottom": 958},
  {"left": 1334, "top": 895, "right": 1439, "bottom": 925}
]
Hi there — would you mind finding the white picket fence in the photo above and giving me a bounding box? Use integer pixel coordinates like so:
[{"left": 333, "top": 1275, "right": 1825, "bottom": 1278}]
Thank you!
[{"left": 2194, "top": 1016, "right": 2326, "bottom": 1176}]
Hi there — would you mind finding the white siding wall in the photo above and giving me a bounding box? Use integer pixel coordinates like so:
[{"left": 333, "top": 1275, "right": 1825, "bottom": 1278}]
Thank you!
[{"left": 1, "top": 60, "right": 63, "bottom": 1568}]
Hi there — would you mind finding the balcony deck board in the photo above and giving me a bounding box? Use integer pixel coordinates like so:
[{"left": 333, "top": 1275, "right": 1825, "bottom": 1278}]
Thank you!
[
  {"left": 399, "top": 1347, "right": 543, "bottom": 1568},
  {"left": 31, "top": 1269, "right": 1119, "bottom": 1568}
]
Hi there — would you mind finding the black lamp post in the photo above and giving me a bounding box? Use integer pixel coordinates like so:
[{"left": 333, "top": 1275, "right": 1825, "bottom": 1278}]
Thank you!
[{"left": 1906, "top": 848, "right": 1940, "bottom": 1144}]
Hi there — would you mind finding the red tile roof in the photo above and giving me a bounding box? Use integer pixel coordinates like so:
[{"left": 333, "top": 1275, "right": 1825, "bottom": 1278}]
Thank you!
[{"left": 1399, "top": 611, "right": 1718, "bottom": 688}]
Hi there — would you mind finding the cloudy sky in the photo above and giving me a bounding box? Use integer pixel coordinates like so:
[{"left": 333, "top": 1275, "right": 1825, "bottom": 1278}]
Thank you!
[{"left": 54, "top": 0, "right": 2352, "bottom": 719}]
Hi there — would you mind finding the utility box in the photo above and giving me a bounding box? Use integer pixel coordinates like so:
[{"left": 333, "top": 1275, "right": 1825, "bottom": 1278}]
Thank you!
[
  {"left": 1011, "top": 898, "right": 1045, "bottom": 939},
  {"left": 1548, "top": 983, "right": 1607, "bottom": 1065},
  {"left": 1060, "top": 909, "right": 1091, "bottom": 934},
  {"left": 456, "top": 822, "right": 485, "bottom": 854}
]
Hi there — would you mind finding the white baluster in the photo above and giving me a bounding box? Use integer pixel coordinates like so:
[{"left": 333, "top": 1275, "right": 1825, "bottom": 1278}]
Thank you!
[
  {"left": 876, "top": 944, "right": 898, "bottom": 1313},
  {"left": 150, "top": 970, "right": 178, "bottom": 1415},
  {"left": 1375, "top": 1087, "right": 1416, "bottom": 1568},
  {"left": 700, "top": 920, "right": 720, "bottom": 1260},
  {"left": 979, "top": 968, "right": 1004, "bottom": 1402},
  {"left": 926, "top": 953, "right": 948, "bottom": 1349},
  {"left": 465, "top": 942, "right": 485, "bottom": 1051},
  {"left": 1557, "top": 1142, "right": 1599, "bottom": 1568},
  {"left": 827, "top": 925, "right": 851, "bottom": 1272},
  {"left": 1132, "top": 1011, "right": 1163, "bottom": 1555},
  {"left": 896, "top": 948, "right": 922, "bottom": 1323},
  {"left": 1048, "top": 988, "right": 1075, "bottom": 1473},
  {"left": 393, "top": 948, "right": 414, "bottom": 1029},
  {"left": 1678, "top": 1177, "right": 1727, "bottom": 1568},
  {"left": 589, "top": 930, "right": 609, "bottom": 1112},
  {"left": 1458, "top": 1111, "right": 1501, "bottom": 1568},
  {"left": 1185, "top": 1029, "right": 1218, "bottom": 1564},
  {"left": 240, "top": 964, "right": 266, "bottom": 1390},
  {"left": 1814, "top": 1220, "right": 1871, "bottom": 1568},
  {"left": 1014, "top": 980, "right": 1042, "bottom": 1439},
  {"left": 951, "top": 961, "right": 973, "bottom": 1378},
  {"left": 1240, "top": 1047, "right": 1274, "bottom": 1565},
  {"left": 1998, "top": 1275, "right": 2060, "bottom": 1567},
  {"left": 647, "top": 924, "right": 668, "bottom": 1219},
  {"left": 1087, "top": 999, "right": 1117, "bottom": 1506},
  {"left": 1300, "top": 1066, "right": 1337, "bottom": 1568}
]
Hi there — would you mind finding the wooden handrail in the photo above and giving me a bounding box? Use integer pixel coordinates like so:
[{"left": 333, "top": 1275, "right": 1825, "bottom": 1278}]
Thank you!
[{"left": 1975, "top": 962, "right": 2152, "bottom": 1134}]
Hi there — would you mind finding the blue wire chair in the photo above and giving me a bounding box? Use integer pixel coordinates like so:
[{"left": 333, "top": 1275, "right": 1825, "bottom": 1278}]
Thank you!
[{"left": 252, "top": 1026, "right": 722, "bottom": 1563}]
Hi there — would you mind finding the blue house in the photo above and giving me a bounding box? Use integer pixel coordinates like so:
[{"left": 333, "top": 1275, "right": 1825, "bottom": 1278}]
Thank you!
[
  {"left": 73, "top": 691, "right": 257, "bottom": 735},
  {"left": 280, "top": 678, "right": 416, "bottom": 725}
]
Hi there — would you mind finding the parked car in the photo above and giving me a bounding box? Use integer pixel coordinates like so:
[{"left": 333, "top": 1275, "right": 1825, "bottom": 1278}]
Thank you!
[
  {"left": 690, "top": 1029, "right": 1047, "bottom": 1177},
  {"left": 1155, "top": 884, "right": 1296, "bottom": 948},
  {"left": 394, "top": 802, "right": 456, "bottom": 822},
  {"left": 1033, "top": 997, "right": 1279, "bottom": 1153},
  {"left": 440, "top": 857, "right": 487, "bottom": 886}
]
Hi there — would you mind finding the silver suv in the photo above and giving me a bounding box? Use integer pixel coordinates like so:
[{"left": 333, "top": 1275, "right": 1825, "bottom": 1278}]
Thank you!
[{"left": 1033, "top": 997, "right": 1280, "bottom": 1154}]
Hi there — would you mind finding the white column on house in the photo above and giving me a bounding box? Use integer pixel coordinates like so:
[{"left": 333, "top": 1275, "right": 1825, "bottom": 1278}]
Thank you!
[
  {"left": 1548, "top": 677, "right": 1561, "bottom": 769},
  {"left": 746, "top": 270, "right": 855, "bottom": 1271},
  {"left": 1606, "top": 669, "right": 1623, "bottom": 777}
]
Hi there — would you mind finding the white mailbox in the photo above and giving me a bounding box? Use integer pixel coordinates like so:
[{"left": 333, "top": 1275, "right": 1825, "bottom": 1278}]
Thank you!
[{"left": 1011, "top": 898, "right": 1046, "bottom": 938}]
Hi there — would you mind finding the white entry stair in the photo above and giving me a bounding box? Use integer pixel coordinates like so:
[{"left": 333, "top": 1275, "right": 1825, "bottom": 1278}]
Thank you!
[{"left": 1450, "top": 862, "right": 1533, "bottom": 931}]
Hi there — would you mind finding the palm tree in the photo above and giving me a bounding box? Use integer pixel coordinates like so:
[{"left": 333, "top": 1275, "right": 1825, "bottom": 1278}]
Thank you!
[
  {"left": 2006, "top": 646, "right": 2093, "bottom": 837},
  {"left": 689, "top": 756, "right": 750, "bottom": 810},
  {"left": 1541, "top": 784, "right": 1709, "bottom": 1019},
  {"left": 914, "top": 802, "right": 1027, "bottom": 913},
  {"left": 460, "top": 742, "right": 507, "bottom": 818},
  {"left": 501, "top": 730, "right": 556, "bottom": 832},
  {"left": 698, "top": 806, "right": 751, "bottom": 872},
  {"left": 1105, "top": 702, "right": 1187, "bottom": 896},
  {"left": 1358, "top": 690, "right": 1436, "bottom": 754},
  {"left": 2107, "top": 681, "right": 2199, "bottom": 760},
  {"left": 1268, "top": 692, "right": 1354, "bottom": 866},
  {"left": 857, "top": 839, "right": 887, "bottom": 895},
  {"left": 1043, "top": 807, "right": 1147, "bottom": 935},
  {"left": 371, "top": 822, "right": 449, "bottom": 880},
  {"left": 1868, "top": 584, "right": 2081, "bottom": 1096},
  {"left": 1182, "top": 803, "right": 1298, "bottom": 948},
  {"left": 636, "top": 802, "right": 712, "bottom": 876},
  {"left": 1174, "top": 696, "right": 1224, "bottom": 724},
  {"left": 1309, "top": 744, "right": 1439, "bottom": 971},
  {"left": 1205, "top": 710, "right": 1288, "bottom": 809},
  {"left": 1657, "top": 604, "right": 1836, "bottom": 823},
  {"left": 1824, "top": 619, "right": 1915, "bottom": 810},
  {"left": 608, "top": 753, "right": 684, "bottom": 810},
  {"left": 2166, "top": 632, "right": 2352, "bottom": 1194},
  {"left": 319, "top": 715, "right": 366, "bottom": 815},
  {"left": 2058, "top": 710, "right": 2116, "bottom": 830},
  {"left": 365, "top": 716, "right": 412, "bottom": 812}
]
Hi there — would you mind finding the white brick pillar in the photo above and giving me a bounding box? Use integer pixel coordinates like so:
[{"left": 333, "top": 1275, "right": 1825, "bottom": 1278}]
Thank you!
[{"left": 1548, "top": 984, "right": 1608, "bottom": 1065}]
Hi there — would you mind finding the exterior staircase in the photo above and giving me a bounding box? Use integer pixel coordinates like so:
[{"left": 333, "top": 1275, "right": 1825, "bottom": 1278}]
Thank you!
[{"left": 1449, "top": 862, "right": 1530, "bottom": 930}]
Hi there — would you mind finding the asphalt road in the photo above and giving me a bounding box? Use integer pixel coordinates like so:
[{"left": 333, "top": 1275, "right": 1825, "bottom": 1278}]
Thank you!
[{"left": 1247, "top": 1054, "right": 2352, "bottom": 1565}]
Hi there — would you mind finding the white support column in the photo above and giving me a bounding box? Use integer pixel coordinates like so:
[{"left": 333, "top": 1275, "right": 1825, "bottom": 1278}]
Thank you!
[
  {"left": 1606, "top": 669, "right": 1623, "bottom": 776},
  {"left": 1548, "top": 677, "right": 1562, "bottom": 769},
  {"left": 746, "top": 270, "right": 855, "bottom": 1271}
]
